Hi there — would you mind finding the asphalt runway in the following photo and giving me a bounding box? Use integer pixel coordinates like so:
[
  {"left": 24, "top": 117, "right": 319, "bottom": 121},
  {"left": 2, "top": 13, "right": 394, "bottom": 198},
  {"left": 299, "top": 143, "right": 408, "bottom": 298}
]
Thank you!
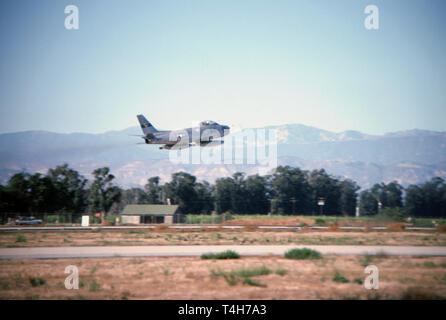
[{"left": 1, "top": 245, "right": 445, "bottom": 260}]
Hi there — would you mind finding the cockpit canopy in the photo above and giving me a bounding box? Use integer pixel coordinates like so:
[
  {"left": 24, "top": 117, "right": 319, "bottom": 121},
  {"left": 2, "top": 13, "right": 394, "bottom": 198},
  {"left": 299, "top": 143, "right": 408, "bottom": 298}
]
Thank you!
[{"left": 200, "top": 120, "right": 219, "bottom": 126}]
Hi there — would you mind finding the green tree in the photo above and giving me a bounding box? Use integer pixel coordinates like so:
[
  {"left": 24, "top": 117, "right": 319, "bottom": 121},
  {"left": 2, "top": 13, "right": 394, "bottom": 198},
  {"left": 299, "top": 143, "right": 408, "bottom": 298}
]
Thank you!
[
  {"left": 404, "top": 184, "right": 425, "bottom": 217},
  {"left": 88, "top": 167, "right": 121, "bottom": 215},
  {"left": 215, "top": 177, "right": 235, "bottom": 213},
  {"left": 4, "top": 172, "right": 32, "bottom": 213},
  {"left": 5, "top": 172, "right": 58, "bottom": 215},
  {"left": 307, "top": 169, "right": 342, "bottom": 215},
  {"left": 28, "top": 173, "right": 58, "bottom": 213},
  {"left": 360, "top": 181, "right": 404, "bottom": 216},
  {"left": 359, "top": 190, "right": 378, "bottom": 216},
  {"left": 243, "top": 174, "right": 270, "bottom": 214},
  {"left": 339, "top": 179, "right": 359, "bottom": 216},
  {"left": 112, "top": 187, "right": 148, "bottom": 213},
  {"left": 270, "top": 166, "right": 311, "bottom": 214},
  {"left": 194, "top": 181, "right": 214, "bottom": 214},
  {"left": 231, "top": 173, "right": 247, "bottom": 213},
  {"left": 47, "top": 164, "right": 88, "bottom": 214},
  {"left": 144, "top": 176, "right": 162, "bottom": 204},
  {"left": 163, "top": 172, "right": 199, "bottom": 213},
  {"left": 405, "top": 177, "right": 446, "bottom": 218},
  {"left": 371, "top": 181, "right": 403, "bottom": 208}
]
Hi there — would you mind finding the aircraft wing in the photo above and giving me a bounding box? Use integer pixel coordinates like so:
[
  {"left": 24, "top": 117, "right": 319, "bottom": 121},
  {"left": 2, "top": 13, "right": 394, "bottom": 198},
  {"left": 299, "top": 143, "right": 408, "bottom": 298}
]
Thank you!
[
  {"left": 200, "top": 140, "right": 224, "bottom": 147},
  {"left": 161, "top": 142, "right": 193, "bottom": 150}
]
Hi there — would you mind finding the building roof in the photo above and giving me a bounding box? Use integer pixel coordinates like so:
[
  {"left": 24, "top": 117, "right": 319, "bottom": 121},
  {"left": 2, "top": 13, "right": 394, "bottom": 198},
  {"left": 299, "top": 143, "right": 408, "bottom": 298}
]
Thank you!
[{"left": 121, "top": 204, "right": 179, "bottom": 216}]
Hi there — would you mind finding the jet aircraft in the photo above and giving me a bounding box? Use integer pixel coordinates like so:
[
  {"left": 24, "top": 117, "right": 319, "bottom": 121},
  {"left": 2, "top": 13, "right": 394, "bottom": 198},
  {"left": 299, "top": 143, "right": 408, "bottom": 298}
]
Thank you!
[{"left": 135, "top": 114, "right": 230, "bottom": 150}]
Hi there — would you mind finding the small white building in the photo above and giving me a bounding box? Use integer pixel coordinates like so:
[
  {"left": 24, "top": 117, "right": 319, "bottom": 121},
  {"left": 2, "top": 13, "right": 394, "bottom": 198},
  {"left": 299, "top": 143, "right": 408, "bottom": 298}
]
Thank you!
[{"left": 120, "top": 204, "right": 184, "bottom": 225}]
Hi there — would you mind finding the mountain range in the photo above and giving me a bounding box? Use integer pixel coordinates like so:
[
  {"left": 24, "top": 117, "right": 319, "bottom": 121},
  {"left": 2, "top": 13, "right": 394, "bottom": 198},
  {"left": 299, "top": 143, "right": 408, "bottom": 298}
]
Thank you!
[{"left": 1, "top": 124, "right": 445, "bottom": 190}]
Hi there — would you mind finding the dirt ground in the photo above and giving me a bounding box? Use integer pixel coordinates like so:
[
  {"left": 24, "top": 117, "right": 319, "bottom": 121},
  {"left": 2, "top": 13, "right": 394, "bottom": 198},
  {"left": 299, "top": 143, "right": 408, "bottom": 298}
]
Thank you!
[
  {"left": 1, "top": 229, "right": 445, "bottom": 248},
  {"left": 222, "top": 217, "right": 315, "bottom": 226},
  {"left": 0, "top": 255, "right": 445, "bottom": 300}
]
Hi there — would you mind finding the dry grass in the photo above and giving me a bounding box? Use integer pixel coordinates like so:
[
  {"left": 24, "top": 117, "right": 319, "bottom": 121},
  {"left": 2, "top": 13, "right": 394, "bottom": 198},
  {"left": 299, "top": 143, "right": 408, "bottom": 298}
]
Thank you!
[
  {"left": 154, "top": 225, "right": 169, "bottom": 232},
  {"left": 1, "top": 230, "right": 445, "bottom": 248},
  {"left": 223, "top": 217, "right": 314, "bottom": 226},
  {"left": 437, "top": 224, "right": 446, "bottom": 232},
  {"left": 242, "top": 226, "right": 258, "bottom": 232},
  {"left": 204, "top": 226, "right": 223, "bottom": 232},
  {"left": 387, "top": 223, "right": 406, "bottom": 232},
  {"left": 0, "top": 255, "right": 445, "bottom": 300},
  {"left": 328, "top": 223, "right": 340, "bottom": 231}
]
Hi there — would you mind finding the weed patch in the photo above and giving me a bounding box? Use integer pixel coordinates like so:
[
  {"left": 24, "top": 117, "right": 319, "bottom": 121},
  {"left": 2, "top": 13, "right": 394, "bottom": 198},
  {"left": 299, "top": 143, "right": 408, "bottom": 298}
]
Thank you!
[
  {"left": 275, "top": 268, "right": 288, "bottom": 276},
  {"left": 332, "top": 272, "right": 349, "bottom": 283},
  {"left": 29, "top": 277, "right": 46, "bottom": 287},
  {"left": 89, "top": 279, "right": 100, "bottom": 292},
  {"left": 15, "top": 234, "right": 27, "bottom": 243},
  {"left": 243, "top": 278, "right": 266, "bottom": 287},
  {"left": 211, "top": 266, "right": 271, "bottom": 287},
  {"left": 201, "top": 250, "right": 240, "bottom": 260},
  {"left": 284, "top": 248, "right": 321, "bottom": 260}
]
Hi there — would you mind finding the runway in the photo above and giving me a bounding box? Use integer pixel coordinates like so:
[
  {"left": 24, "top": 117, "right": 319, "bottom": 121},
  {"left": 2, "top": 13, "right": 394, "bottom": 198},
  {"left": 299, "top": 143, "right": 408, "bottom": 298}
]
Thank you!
[{"left": 1, "top": 245, "right": 445, "bottom": 259}]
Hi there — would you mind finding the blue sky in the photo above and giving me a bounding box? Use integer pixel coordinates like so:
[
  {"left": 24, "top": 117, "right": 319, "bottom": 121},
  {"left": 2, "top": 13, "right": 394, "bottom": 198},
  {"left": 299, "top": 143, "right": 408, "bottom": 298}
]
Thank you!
[{"left": 0, "top": 0, "right": 445, "bottom": 135}]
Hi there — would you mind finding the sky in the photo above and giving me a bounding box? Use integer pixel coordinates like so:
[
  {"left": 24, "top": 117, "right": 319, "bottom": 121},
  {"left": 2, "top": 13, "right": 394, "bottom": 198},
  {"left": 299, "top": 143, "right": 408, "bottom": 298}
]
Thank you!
[{"left": 0, "top": 0, "right": 445, "bottom": 135}]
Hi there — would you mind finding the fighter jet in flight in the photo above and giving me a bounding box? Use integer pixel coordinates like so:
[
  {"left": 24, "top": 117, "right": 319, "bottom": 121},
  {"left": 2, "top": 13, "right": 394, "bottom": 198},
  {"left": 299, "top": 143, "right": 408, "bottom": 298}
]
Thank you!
[{"left": 135, "top": 114, "right": 230, "bottom": 150}]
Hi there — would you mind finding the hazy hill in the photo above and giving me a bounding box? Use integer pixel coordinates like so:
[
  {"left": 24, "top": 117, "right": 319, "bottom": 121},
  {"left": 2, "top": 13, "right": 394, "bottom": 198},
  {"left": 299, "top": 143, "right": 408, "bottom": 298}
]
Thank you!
[{"left": 1, "top": 124, "right": 445, "bottom": 189}]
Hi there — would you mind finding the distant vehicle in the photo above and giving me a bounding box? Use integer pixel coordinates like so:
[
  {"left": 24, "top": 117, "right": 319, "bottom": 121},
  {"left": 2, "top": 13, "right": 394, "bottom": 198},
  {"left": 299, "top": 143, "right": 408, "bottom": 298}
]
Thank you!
[
  {"left": 15, "top": 216, "right": 43, "bottom": 225},
  {"left": 135, "top": 114, "right": 230, "bottom": 150}
]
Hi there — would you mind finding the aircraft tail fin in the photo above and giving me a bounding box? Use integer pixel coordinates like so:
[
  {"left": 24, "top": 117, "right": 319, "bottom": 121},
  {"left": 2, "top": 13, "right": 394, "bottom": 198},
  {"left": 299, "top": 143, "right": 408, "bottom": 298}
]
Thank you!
[{"left": 137, "top": 114, "right": 158, "bottom": 135}]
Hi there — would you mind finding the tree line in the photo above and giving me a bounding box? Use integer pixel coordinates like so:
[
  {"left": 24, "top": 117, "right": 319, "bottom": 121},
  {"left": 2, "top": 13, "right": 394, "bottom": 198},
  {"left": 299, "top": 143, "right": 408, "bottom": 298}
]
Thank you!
[
  {"left": 359, "top": 177, "right": 446, "bottom": 218},
  {"left": 0, "top": 164, "right": 445, "bottom": 218}
]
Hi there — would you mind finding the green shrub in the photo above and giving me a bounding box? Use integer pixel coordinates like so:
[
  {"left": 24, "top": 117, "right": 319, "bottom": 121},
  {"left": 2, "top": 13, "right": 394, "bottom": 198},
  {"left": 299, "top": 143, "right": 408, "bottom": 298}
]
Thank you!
[
  {"left": 353, "top": 277, "right": 364, "bottom": 285},
  {"left": 243, "top": 278, "right": 266, "bottom": 287},
  {"left": 45, "top": 215, "right": 59, "bottom": 223},
  {"left": 284, "top": 248, "right": 322, "bottom": 260},
  {"left": 360, "top": 254, "right": 373, "bottom": 267},
  {"left": 211, "top": 270, "right": 238, "bottom": 286},
  {"left": 29, "top": 277, "right": 46, "bottom": 287},
  {"left": 104, "top": 216, "right": 118, "bottom": 225},
  {"left": 275, "top": 268, "right": 288, "bottom": 276},
  {"left": 411, "top": 218, "right": 434, "bottom": 227},
  {"left": 423, "top": 261, "right": 437, "bottom": 268},
  {"left": 315, "top": 218, "right": 326, "bottom": 225},
  {"left": 222, "top": 212, "right": 233, "bottom": 222},
  {"left": 332, "top": 272, "right": 349, "bottom": 283},
  {"left": 211, "top": 266, "right": 270, "bottom": 287},
  {"left": 375, "top": 207, "right": 405, "bottom": 222},
  {"left": 232, "top": 266, "right": 271, "bottom": 278},
  {"left": 126, "top": 230, "right": 145, "bottom": 235},
  {"left": 89, "top": 279, "right": 100, "bottom": 292},
  {"left": 15, "top": 234, "right": 27, "bottom": 243},
  {"left": 201, "top": 250, "right": 240, "bottom": 260}
]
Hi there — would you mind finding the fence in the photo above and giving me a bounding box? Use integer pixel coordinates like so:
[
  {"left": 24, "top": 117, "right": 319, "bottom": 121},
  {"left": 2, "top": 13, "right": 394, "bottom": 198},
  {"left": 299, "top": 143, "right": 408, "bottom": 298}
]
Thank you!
[
  {"left": 0, "top": 213, "right": 102, "bottom": 225},
  {"left": 184, "top": 213, "right": 233, "bottom": 225}
]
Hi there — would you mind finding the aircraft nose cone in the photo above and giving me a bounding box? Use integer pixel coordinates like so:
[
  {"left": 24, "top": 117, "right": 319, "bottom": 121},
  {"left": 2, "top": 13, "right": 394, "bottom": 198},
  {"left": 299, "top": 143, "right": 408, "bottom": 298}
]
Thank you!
[{"left": 223, "top": 125, "right": 230, "bottom": 135}]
